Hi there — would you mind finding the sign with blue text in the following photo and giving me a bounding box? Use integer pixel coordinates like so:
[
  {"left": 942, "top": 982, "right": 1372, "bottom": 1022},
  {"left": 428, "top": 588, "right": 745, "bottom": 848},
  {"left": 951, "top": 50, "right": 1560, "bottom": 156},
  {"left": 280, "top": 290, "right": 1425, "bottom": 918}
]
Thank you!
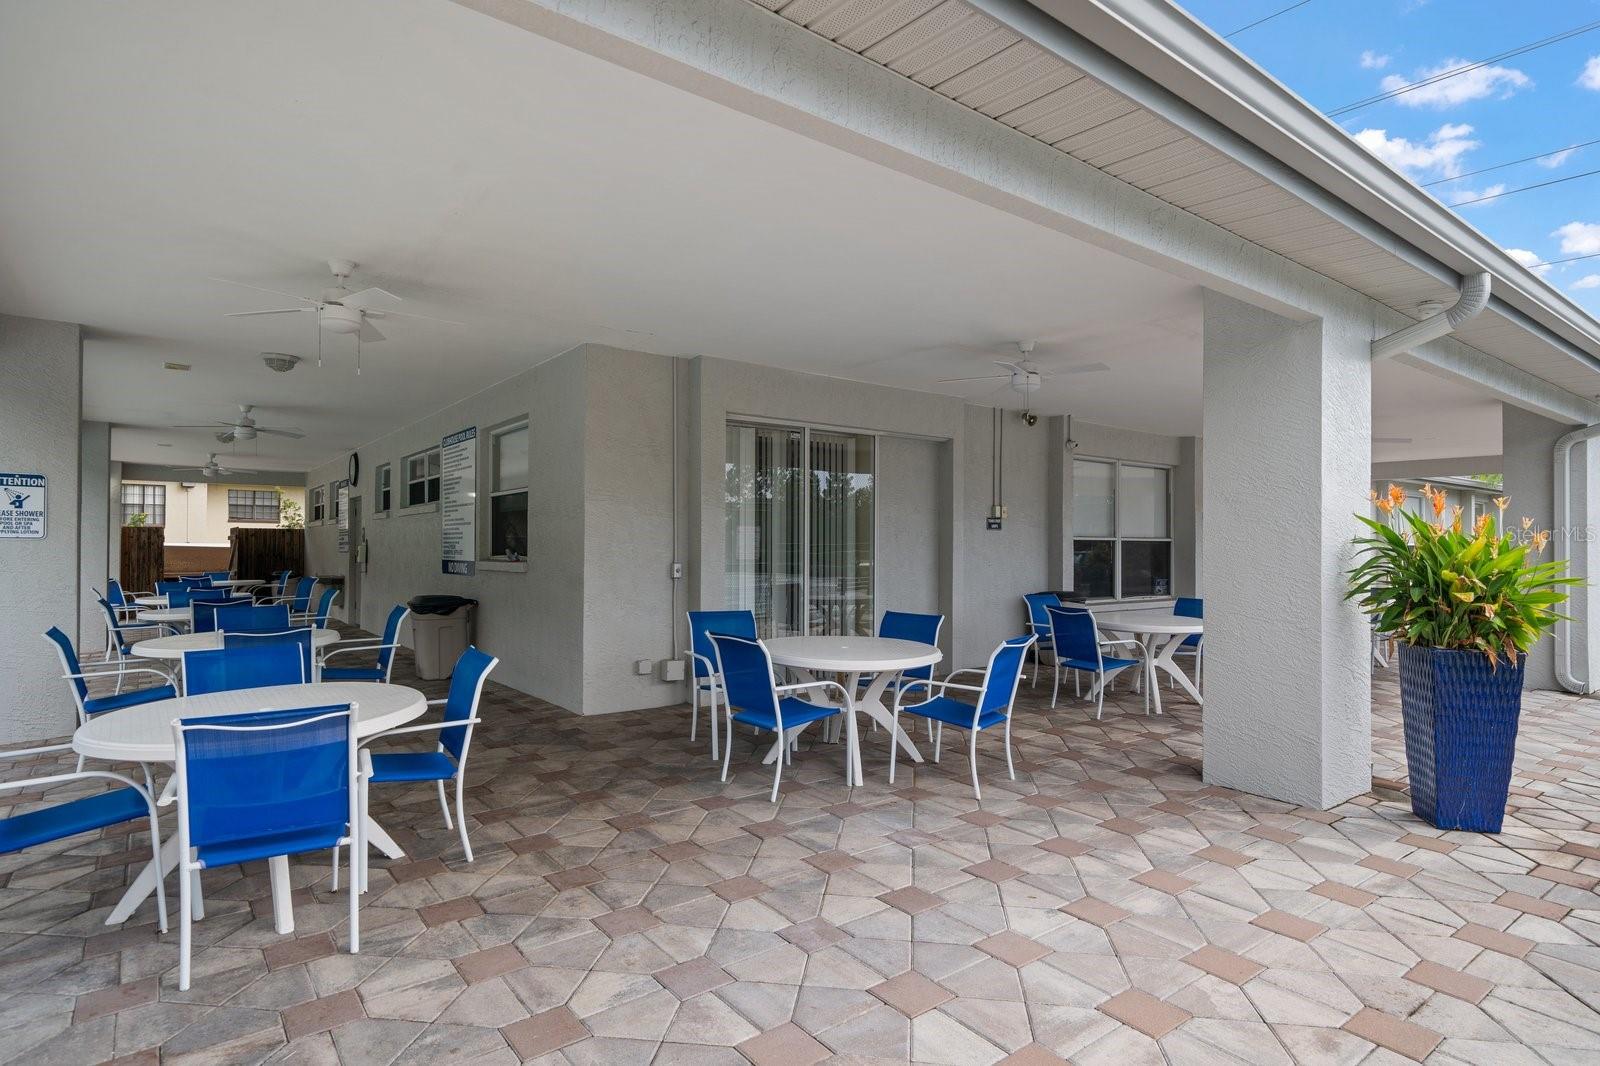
[
  {"left": 440, "top": 427, "right": 477, "bottom": 576},
  {"left": 0, "top": 473, "right": 46, "bottom": 539}
]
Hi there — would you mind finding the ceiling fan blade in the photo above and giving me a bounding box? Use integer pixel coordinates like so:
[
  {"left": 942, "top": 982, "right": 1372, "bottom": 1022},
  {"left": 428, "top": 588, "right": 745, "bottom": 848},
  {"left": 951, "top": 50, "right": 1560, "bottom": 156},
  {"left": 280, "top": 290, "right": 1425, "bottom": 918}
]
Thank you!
[
  {"left": 339, "top": 286, "right": 402, "bottom": 311},
  {"left": 253, "top": 427, "right": 306, "bottom": 439},
  {"left": 1040, "top": 362, "right": 1110, "bottom": 375},
  {"left": 358, "top": 319, "right": 386, "bottom": 343},
  {"left": 208, "top": 277, "right": 320, "bottom": 305},
  {"left": 370, "top": 308, "right": 465, "bottom": 326},
  {"left": 935, "top": 374, "right": 1004, "bottom": 384},
  {"left": 225, "top": 308, "right": 308, "bottom": 318},
  {"left": 169, "top": 422, "right": 237, "bottom": 429}
]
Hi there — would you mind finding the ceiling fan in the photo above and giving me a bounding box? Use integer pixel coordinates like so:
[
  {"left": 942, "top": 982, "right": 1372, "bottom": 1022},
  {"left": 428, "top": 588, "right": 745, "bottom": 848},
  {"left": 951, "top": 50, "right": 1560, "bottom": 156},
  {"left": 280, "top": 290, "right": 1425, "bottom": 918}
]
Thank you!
[
  {"left": 174, "top": 453, "right": 261, "bottom": 480},
  {"left": 212, "top": 259, "right": 462, "bottom": 372},
  {"left": 935, "top": 340, "right": 1110, "bottom": 400},
  {"left": 169, "top": 404, "right": 305, "bottom": 444}
]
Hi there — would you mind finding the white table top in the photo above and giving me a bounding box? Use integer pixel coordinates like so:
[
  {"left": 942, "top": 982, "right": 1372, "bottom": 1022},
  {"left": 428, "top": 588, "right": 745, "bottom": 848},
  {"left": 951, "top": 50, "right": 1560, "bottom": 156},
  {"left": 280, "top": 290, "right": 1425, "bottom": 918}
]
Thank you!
[
  {"left": 131, "top": 627, "right": 341, "bottom": 660},
  {"left": 133, "top": 595, "right": 167, "bottom": 607},
  {"left": 765, "top": 636, "right": 942, "bottom": 673},
  {"left": 1094, "top": 611, "right": 1203, "bottom": 636},
  {"left": 213, "top": 578, "right": 259, "bottom": 588},
  {"left": 137, "top": 607, "right": 192, "bottom": 624},
  {"left": 72, "top": 682, "right": 426, "bottom": 763}
]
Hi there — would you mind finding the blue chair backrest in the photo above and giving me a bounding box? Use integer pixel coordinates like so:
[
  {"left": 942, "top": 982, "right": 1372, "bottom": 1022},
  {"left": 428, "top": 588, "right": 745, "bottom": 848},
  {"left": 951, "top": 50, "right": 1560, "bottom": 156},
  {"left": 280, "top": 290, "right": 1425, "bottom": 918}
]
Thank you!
[
  {"left": 271, "top": 571, "right": 293, "bottom": 596},
  {"left": 189, "top": 588, "right": 233, "bottom": 603},
  {"left": 709, "top": 634, "right": 779, "bottom": 724},
  {"left": 184, "top": 637, "right": 308, "bottom": 695},
  {"left": 308, "top": 587, "right": 338, "bottom": 626},
  {"left": 439, "top": 646, "right": 498, "bottom": 760},
  {"left": 106, "top": 578, "right": 128, "bottom": 607},
  {"left": 378, "top": 605, "right": 409, "bottom": 674},
  {"left": 205, "top": 571, "right": 232, "bottom": 582},
  {"left": 879, "top": 611, "right": 943, "bottom": 682},
  {"left": 156, "top": 580, "right": 186, "bottom": 596},
  {"left": 163, "top": 588, "right": 193, "bottom": 609},
  {"left": 216, "top": 604, "right": 291, "bottom": 633},
  {"left": 97, "top": 599, "right": 138, "bottom": 653},
  {"left": 688, "top": 611, "right": 757, "bottom": 680},
  {"left": 978, "top": 636, "right": 1035, "bottom": 717},
  {"left": 288, "top": 577, "right": 316, "bottom": 612},
  {"left": 180, "top": 576, "right": 213, "bottom": 589},
  {"left": 192, "top": 597, "right": 253, "bottom": 634},
  {"left": 1023, "top": 593, "right": 1058, "bottom": 630},
  {"left": 44, "top": 626, "right": 87, "bottom": 702},
  {"left": 223, "top": 629, "right": 316, "bottom": 683},
  {"left": 1174, "top": 597, "right": 1202, "bottom": 618},
  {"left": 176, "top": 705, "right": 353, "bottom": 853},
  {"left": 1045, "top": 604, "right": 1101, "bottom": 665}
]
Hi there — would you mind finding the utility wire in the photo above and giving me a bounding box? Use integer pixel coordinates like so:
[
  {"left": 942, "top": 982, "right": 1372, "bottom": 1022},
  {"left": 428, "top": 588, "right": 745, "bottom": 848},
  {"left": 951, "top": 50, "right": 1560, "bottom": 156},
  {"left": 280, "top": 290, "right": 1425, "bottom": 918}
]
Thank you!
[
  {"left": 1447, "top": 165, "right": 1600, "bottom": 206},
  {"left": 1544, "top": 250, "right": 1600, "bottom": 268},
  {"left": 1420, "top": 137, "right": 1600, "bottom": 187},
  {"left": 1225, "top": 0, "right": 1314, "bottom": 38},
  {"left": 1329, "top": 19, "right": 1600, "bottom": 116}
]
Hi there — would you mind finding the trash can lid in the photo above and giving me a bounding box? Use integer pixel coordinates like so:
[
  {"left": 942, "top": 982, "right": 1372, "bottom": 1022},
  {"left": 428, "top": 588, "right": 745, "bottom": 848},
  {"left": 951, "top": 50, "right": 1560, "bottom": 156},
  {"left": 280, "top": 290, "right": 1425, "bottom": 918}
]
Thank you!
[{"left": 408, "top": 595, "right": 478, "bottom": 615}]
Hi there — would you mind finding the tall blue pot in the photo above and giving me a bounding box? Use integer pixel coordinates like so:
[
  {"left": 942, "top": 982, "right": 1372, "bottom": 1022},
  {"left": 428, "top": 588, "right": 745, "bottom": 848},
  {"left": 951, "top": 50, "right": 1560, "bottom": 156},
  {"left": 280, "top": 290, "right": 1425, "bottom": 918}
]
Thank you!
[{"left": 1396, "top": 643, "right": 1525, "bottom": 832}]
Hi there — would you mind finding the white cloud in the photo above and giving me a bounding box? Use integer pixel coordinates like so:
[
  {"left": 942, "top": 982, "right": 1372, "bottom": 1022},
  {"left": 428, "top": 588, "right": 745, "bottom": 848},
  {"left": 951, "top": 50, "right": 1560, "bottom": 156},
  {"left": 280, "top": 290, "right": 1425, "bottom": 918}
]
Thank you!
[
  {"left": 1507, "top": 249, "right": 1552, "bottom": 277},
  {"left": 1360, "top": 50, "right": 1391, "bottom": 70},
  {"left": 1580, "top": 56, "right": 1600, "bottom": 91},
  {"left": 1450, "top": 183, "right": 1505, "bottom": 208},
  {"left": 1538, "top": 147, "right": 1577, "bottom": 169},
  {"left": 1353, "top": 123, "right": 1479, "bottom": 179},
  {"left": 1381, "top": 58, "right": 1531, "bottom": 108},
  {"left": 1555, "top": 221, "right": 1600, "bottom": 257},
  {"left": 1572, "top": 274, "right": 1600, "bottom": 290}
]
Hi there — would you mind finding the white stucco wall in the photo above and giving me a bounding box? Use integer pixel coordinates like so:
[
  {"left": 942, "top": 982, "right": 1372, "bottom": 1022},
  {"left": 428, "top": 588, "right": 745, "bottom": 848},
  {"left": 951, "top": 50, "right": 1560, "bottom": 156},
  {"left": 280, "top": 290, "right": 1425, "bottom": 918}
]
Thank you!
[
  {"left": 0, "top": 314, "right": 82, "bottom": 744},
  {"left": 79, "top": 420, "right": 111, "bottom": 651}
]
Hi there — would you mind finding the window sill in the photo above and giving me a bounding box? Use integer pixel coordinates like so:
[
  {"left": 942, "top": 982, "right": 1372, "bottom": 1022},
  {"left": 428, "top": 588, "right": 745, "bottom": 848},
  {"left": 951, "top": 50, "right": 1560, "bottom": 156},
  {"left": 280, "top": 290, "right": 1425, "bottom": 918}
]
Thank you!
[
  {"left": 477, "top": 560, "right": 528, "bottom": 573},
  {"left": 398, "top": 502, "right": 439, "bottom": 517},
  {"left": 372, "top": 511, "right": 389, "bottom": 521}
]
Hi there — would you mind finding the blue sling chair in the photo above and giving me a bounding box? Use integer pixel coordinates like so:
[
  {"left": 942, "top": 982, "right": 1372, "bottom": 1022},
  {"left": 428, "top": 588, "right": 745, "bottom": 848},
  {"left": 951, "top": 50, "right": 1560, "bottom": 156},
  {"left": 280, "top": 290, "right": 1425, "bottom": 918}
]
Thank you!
[
  {"left": 44, "top": 625, "right": 177, "bottom": 771},
  {"left": 321, "top": 605, "right": 409, "bottom": 683},
  {"left": 890, "top": 635, "right": 1034, "bottom": 799},
  {"left": 684, "top": 610, "right": 757, "bottom": 761},
  {"left": 1172, "top": 597, "right": 1203, "bottom": 693},
  {"left": 1045, "top": 605, "right": 1148, "bottom": 719},
  {"left": 1021, "top": 592, "right": 1061, "bottom": 685},
  {"left": 709, "top": 634, "right": 853, "bottom": 801},
  {"left": 213, "top": 603, "right": 292, "bottom": 633},
  {"left": 181, "top": 634, "right": 310, "bottom": 696}
]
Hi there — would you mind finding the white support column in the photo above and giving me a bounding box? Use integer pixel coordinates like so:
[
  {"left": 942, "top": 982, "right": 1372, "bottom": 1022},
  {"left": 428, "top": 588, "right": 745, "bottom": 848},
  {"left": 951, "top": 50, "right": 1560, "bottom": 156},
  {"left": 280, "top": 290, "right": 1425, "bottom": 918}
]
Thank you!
[
  {"left": 1500, "top": 403, "right": 1574, "bottom": 691},
  {"left": 1201, "top": 290, "right": 1372, "bottom": 808}
]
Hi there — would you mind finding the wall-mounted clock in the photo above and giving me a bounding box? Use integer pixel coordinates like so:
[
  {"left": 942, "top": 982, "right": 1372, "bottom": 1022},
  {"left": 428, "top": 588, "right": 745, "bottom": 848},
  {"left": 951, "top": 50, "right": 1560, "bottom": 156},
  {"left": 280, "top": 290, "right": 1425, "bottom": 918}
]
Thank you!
[{"left": 348, "top": 452, "right": 360, "bottom": 487}]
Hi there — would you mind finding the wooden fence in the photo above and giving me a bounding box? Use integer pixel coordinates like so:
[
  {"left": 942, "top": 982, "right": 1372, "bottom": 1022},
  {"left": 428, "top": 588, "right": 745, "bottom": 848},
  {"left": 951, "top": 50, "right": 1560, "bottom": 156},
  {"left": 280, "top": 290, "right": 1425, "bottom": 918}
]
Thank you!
[
  {"left": 120, "top": 526, "right": 164, "bottom": 593},
  {"left": 230, "top": 527, "right": 305, "bottom": 584}
]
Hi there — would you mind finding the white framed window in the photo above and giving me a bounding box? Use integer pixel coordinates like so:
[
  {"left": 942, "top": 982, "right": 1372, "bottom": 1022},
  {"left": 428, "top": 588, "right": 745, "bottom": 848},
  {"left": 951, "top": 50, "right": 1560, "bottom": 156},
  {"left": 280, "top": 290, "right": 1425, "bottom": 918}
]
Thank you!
[
  {"left": 375, "top": 463, "right": 392, "bottom": 514},
  {"left": 309, "top": 485, "right": 327, "bottom": 523},
  {"left": 403, "top": 447, "right": 440, "bottom": 507},
  {"left": 488, "top": 421, "right": 529, "bottom": 558},
  {"left": 228, "top": 488, "right": 280, "bottom": 523},
  {"left": 1072, "top": 458, "right": 1172, "bottom": 599},
  {"left": 121, "top": 483, "right": 165, "bottom": 526}
]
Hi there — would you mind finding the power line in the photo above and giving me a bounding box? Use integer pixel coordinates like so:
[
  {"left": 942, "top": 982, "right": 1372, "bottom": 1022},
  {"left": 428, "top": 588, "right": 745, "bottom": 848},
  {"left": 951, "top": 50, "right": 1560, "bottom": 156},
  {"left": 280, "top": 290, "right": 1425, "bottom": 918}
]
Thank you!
[
  {"left": 1329, "top": 19, "right": 1600, "bottom": 116},
  {"left": 1545, "top": 250, "right": 1600, "bottom": 268},
  {"left": 1420, "top": 137, "right": 1600, "bottom": 187},
  {"left": 1225, "top": 0, "right": 1314, "bottom": 38},
  {"left": 1447, "top": 165, "right": 1600, "bottom": 206}
]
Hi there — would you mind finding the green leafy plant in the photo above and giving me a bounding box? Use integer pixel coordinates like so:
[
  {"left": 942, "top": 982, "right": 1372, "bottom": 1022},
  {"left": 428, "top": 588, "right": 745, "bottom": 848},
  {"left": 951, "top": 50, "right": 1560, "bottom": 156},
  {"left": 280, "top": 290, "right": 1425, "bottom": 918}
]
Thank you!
[
  {"left": 1347, "top": 484, "right": 1577, "bottom": 666},
  {"left": 279, "top": 493, "right": 304, "bottom": 530},
  {"left": 125, "top": 512, "right": 148, "bottom": 527}
]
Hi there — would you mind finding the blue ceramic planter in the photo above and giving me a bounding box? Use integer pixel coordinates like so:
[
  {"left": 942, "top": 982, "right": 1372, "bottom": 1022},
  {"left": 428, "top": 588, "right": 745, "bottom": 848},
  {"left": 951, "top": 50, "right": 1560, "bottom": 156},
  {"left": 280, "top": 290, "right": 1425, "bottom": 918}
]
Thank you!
[{"left": 1396, "top": 643, "right": 1525, "bottom": 833}]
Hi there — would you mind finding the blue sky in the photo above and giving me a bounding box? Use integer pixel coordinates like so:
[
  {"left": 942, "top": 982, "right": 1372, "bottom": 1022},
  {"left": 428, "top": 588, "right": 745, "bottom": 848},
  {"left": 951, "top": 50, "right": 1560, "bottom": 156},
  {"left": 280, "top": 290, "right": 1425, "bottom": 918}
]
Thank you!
[{"left": 1176, "top": 0, "right": 1600, "bottom": 318}]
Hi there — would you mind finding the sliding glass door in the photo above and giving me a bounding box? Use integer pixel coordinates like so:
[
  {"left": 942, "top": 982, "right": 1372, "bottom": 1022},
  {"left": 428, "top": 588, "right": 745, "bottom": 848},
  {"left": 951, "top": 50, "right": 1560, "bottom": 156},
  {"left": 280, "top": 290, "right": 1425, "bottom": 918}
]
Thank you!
[{"left": 725, "top": 422, "right": 875, "bottom": 637}]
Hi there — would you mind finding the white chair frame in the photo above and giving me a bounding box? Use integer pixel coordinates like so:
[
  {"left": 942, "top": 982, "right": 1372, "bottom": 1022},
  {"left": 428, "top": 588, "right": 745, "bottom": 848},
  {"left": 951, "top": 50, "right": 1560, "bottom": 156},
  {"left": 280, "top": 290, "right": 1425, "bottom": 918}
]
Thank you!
[
  {"left": 171, "top": 708, "right": 360, "bottom": 991},
  {"left": 319, "top": 608, "right": 410, "bottom": 682},
  {"left": 1047, "top": 608, "right": 1148, "bottom": 719}
]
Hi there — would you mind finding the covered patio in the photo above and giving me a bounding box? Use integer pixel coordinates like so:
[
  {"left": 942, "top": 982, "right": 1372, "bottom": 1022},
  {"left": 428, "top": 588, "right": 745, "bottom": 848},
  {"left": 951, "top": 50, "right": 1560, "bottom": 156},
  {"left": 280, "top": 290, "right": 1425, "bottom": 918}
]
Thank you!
[{"left": 2, "top": 637, "right": 1598, "bottom": 1064}]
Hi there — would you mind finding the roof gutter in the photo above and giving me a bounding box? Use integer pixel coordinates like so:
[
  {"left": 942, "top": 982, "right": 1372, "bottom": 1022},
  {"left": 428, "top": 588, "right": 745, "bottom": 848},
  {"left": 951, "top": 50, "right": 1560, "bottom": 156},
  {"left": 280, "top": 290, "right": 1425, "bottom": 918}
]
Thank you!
[
  {"left": 1372, "top": 273, "right": 1491, "bottom": 361},
  {"left": 995, "top": 0, "right": 1600, "bottom": 376}
]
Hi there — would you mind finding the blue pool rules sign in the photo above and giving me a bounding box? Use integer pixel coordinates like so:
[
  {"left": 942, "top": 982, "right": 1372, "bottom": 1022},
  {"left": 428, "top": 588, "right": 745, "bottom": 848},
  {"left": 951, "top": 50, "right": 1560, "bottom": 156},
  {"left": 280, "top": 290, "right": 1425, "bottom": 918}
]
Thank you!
[{"left": 0, "top": 473, "right": 46, "bottom": 539}]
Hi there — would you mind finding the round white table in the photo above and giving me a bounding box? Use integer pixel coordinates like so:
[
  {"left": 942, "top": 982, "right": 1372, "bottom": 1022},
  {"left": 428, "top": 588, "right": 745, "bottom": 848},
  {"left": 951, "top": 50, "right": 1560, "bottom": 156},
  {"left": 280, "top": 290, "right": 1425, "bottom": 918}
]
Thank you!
[
  {"left": 765, "top": 636, "right": 943, "bottom": 786},
  {"left": 1093, "top": 611, "right": 1203, "bottom": 714},
  {"left": 74, "top": 682, "right": 426, "bottom": 929},
  {"left": 133, "top": 595, "right": 167, "bottom": 607},
  {"left": 137, "top": 607, "right": 192, "bottom": 628},
  {"left": 131, "top": 628, "right": 341, "bottom": 661}
]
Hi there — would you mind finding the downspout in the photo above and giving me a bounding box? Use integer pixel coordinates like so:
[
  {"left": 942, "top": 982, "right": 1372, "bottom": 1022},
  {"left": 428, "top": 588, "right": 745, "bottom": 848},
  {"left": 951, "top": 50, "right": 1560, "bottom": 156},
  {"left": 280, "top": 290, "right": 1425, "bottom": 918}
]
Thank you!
[
  {"left": 1371, "top": 272, "right": 1492, "bottom": 361},
  {"left": 1554, "top": 423, "right": 1600, "bottom": 693}
]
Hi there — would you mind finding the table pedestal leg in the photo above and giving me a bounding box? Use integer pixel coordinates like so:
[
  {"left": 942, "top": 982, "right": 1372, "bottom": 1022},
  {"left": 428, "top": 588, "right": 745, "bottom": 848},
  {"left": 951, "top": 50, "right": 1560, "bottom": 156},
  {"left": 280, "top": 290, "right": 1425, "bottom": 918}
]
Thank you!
[
  {"left": 267, "top": 855, "right": 294, "bottom": 934},
  {"left": 761, "top": 669, "right": 919, "bottom": 785},
  {"left": 363, "top": 815, "right": 406, "bottom": 860},
  {"left": 106, "top": 834, "right": 180, "bottom": 925},
  {"left": 1146, "top": 633, "right": 1202, "bottom": 709}
]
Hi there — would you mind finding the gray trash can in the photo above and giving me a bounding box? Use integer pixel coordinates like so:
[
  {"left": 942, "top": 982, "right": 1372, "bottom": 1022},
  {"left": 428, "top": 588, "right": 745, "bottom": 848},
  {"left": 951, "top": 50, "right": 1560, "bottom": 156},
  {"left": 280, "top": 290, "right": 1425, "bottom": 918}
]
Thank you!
[{"left": 407, "top": 595, "right": 477, "bottom": 680}]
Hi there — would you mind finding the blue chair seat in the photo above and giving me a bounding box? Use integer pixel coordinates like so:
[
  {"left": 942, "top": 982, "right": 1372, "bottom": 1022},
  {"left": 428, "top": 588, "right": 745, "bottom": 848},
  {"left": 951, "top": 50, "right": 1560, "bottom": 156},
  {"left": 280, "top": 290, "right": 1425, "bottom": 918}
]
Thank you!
[
  {"left": 0, "top": 788, "right": 151, "bottom": 854},
  {"left": 196, "top": 824, "right": 348, "bottom": 868},
  {"left": 1059, "top": 655, "right": 1139, "bottom": 672},
  {"left": 82, "top": 684, "right": 178, "bottom": 716},
  {"left": 368, "top": 751, "right": 459, "bottom": 783},
  {"left": 900, "top": 695, "right": 1007, "bottom": 731},
  {"left": 321, "top": 665, "right": 386, "bottom": 682},
  {"left": 731, "top": 697, "right": 840, "bottom": 732}
]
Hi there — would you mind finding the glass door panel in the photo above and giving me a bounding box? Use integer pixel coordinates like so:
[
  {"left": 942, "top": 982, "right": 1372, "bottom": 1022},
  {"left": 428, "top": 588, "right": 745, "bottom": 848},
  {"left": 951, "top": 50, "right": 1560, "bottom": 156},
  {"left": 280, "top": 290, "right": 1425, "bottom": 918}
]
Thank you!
[
  {"left": 808, "top": 431, "right": 874, "bottom": 636},
  {"left": 725, "top": 424, "right": 805, "bottom": 636}
]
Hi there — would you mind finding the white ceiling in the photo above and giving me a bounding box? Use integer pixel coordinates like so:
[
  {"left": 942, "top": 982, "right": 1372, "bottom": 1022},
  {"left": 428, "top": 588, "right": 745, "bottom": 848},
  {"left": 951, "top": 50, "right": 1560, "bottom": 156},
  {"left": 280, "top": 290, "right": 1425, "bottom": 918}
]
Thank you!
[{"left": 0, "top": 0, "right": 1498, "bottom": 471}]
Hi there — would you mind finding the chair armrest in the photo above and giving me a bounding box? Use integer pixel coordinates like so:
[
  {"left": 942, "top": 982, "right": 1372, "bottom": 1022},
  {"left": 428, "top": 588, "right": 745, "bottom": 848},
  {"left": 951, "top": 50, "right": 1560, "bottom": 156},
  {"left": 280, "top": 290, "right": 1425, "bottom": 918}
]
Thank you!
[
  {"left": 360, "top": 718, "right": 482, "bottom": 747},
  {"left": 685, "top": 650, "right": 717, "bottom": 678},
  {"left": 73, "top": 666, "right": 176, "bottom": 686},
  {"left": 0, "top": 767, "right": 154, "bottom": 800},
  {"left": 775, "top": 679, "right": 852, "bottom": 706},
  {"left": 119, "top": 622, "right": 179, "bottom": 637},
  {"left": 942, "top": 668, "right": 988, "bottom": 682},
  {"left": 1099, "top": 637, "right": 1143, "bottom": 649},
  {"left": 425, "top": 698, "right": 448, "bottom": 706},
  {"left": 0, "top": 741, "right": 75, "bottom": 761},
  {"left": 319, "top": 643, "right": 400, "bottom": 663}
]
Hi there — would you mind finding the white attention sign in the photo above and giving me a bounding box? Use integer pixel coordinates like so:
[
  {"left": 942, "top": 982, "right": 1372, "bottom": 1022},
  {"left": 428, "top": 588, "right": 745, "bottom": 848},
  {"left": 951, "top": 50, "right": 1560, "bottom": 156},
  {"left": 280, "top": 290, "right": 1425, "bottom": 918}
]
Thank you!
[
  {"left": 440, "top": 426, "right": 477, "bottom": 576},
  {"left": 0, "top": 472, "right": 46, "bottom": 539}
]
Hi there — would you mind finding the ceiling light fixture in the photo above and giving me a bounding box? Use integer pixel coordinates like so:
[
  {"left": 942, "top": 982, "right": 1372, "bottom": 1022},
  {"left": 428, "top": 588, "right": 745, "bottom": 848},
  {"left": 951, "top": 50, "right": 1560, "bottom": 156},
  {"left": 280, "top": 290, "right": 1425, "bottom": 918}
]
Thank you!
[
  {"left": 163, "top": 361, "right": 191, "bottom": 371},
  {"left": 262, "top": 352, "right": 301, "bottom": 373}
]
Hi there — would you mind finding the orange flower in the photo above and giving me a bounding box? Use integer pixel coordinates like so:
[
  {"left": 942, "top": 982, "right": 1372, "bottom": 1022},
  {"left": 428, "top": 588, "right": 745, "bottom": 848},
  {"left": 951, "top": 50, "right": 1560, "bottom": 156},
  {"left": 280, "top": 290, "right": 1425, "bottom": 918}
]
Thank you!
[
  {"left": 1473, "top": 512, "right": 1492, "bottom": 537},
  {"left": 1388, "top": 484, "right": 1406, "bottom": 509},
  {"left": 1532, "top": 530, "right": 1551, "bottom": 552},
  {"left": 1451, "top": 504, "right": 1463, "bottom": 533},
  {"left": 1425, "top": 485, "right": 1447, "bottom": 517},
  {"left": 1494, "top": 496, "right": 1509, "bottom": 512},
  {"left": 1522, "top": 515, "right": 1534, "bottom": 531}
]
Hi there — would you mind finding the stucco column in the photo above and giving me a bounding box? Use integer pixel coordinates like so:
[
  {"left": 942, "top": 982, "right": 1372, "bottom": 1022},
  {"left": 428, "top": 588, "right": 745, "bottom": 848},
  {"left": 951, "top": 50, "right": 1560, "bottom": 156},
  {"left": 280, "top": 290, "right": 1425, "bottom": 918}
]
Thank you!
[
  {"left": 0, "top": 314, "right": 83, "bottom": 744},
  {"left": 1201, "top": 290, "right": 1371, "bottom": 808},
  {"left": 78, "top": 421, "right": 112, "bottom": 651},
  {"left": 1500, "top": 403, "right": 1577, "bottom": 691}
]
